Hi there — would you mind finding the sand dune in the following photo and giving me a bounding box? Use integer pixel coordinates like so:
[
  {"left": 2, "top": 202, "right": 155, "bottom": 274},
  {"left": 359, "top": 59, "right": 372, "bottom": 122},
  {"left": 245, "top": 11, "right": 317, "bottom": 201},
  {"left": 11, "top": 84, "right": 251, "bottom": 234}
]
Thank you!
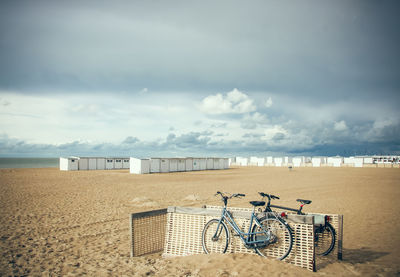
[{"left": 0, "top": 167, "right": 399, "bottom": 276}]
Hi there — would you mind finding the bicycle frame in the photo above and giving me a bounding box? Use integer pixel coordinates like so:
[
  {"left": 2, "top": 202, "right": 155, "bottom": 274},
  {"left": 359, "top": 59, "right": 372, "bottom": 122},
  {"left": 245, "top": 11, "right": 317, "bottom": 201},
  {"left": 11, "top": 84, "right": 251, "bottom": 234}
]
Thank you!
[
  {"left": 266, "top": 204, "right": 302, "bottom": 215},
  {"left": 263, "top": 195, "right": 303, "bottom": 215},
  {"left": 213, "top": 205, "right": 270, "bottom": 246}
]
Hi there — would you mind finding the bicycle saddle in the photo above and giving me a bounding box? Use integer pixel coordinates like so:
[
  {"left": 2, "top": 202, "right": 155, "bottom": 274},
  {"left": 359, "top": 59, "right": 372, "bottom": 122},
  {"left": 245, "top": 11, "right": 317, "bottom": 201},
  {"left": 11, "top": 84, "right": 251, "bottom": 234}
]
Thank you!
[
  {"left": 296, "top": 199, "right": 312, "bottom": 205},
  {"left": 249, "top": 201, "right": 265, "bottom": 207}
]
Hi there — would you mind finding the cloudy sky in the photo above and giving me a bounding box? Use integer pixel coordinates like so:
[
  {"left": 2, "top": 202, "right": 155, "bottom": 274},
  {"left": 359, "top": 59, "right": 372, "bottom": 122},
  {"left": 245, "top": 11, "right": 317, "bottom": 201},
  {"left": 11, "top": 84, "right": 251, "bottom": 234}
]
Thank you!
[{"left": 0, "top": 0, "right": 399, "bottom": 157}]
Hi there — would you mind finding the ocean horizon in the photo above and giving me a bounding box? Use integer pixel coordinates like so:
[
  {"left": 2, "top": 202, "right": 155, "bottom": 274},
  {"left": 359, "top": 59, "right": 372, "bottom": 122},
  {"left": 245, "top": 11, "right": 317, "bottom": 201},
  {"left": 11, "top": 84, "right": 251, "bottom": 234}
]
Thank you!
[{"left": 0, "top": 158, "right": 59, "bottom": 169}]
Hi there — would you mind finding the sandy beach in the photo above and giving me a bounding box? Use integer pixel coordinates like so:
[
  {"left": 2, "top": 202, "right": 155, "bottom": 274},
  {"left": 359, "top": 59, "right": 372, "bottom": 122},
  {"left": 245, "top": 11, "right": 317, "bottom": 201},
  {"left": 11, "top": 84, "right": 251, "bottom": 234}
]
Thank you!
[{"left": 0, "top": 166, "right": 399, "bottom": 276}]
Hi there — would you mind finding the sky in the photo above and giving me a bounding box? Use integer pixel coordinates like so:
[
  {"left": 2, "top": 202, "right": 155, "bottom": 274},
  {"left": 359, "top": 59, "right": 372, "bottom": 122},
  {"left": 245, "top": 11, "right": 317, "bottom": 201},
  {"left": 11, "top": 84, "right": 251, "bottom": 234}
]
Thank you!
[{"left": 0, "top": 0, "right": 399, "bottom": 157}]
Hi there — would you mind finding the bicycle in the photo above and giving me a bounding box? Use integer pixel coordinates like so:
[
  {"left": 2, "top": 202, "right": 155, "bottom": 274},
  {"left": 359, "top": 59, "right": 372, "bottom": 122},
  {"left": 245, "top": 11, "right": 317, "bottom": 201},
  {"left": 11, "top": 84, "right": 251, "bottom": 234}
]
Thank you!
[
  {"left": 259, "top": 192, "right": 336, "bottom": 256},
  {"left": 202, "top": 191, "right": 293, "bottom": 260}
]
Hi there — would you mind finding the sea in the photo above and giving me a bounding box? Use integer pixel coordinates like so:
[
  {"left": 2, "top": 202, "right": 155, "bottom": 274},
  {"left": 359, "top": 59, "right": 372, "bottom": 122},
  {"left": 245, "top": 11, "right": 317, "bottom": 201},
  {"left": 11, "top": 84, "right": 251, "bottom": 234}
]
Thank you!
[{"left": 0, "top": 158, "right": 59, "bottom": 169}]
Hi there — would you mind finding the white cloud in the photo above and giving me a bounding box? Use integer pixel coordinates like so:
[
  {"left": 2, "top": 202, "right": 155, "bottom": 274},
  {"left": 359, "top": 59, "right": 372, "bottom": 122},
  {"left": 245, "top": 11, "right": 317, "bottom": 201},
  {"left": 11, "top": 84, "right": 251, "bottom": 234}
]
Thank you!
[
  {"left": 265, "top": 97, "right": 273, "bottom": 108},
  {"left": 263, "top": 125, "right": 288, "bottom": 141},
  {"left": 199, "top": 88, "right": 256, "bottom": 114},
  {"left": 334, "top": 120, "right": 348, "bottom": 131},
  {"left": 241, "top": 112, "right": 268, "bottom": 129},
  {"left": 373, "top": 118, "right": 394, "bottom": 129}
]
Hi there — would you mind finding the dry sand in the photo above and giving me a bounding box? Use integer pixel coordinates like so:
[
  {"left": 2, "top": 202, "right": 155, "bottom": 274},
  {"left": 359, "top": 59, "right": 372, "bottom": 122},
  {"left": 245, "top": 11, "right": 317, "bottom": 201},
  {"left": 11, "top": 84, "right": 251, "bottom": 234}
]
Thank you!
[{"left": 0, "top": 166, "right": 399, "bottom": 276}]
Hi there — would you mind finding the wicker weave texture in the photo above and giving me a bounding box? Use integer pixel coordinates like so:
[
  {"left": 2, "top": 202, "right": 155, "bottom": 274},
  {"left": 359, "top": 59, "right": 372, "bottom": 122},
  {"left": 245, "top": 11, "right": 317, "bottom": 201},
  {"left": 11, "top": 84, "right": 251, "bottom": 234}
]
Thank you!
[
  {"left": 130, "top": 209, "right": 167, "bottom": 257},
  {"left": 205, "top": 206, "right": 315, "bottom": 271},
  {"left": 163, "top": 206, "right": 315, "bottom": 271}
]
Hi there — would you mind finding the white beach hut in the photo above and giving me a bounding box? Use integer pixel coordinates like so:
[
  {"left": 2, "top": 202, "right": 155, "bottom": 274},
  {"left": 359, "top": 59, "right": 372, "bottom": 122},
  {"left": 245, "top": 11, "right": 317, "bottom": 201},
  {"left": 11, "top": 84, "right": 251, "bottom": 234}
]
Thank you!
[
  {"left": 88, "top": 158, "right": 97, "bottom": 170},
  {"left": 169, "top": 158, "right": 178, "bottom": 172},
  {"left": 122, "top": 158, "right": 130, "bottom": 169},
  {"left": 114, "top": 158, "right": 123, "bottom": 169},
  {"left": 292, "top": 157, "right": 303, "bottom": 167},
  {"left": 150, "top": 158, "right": 161, "bottom": 173},
  {"left": 266, "top": 156, "right": 273, "bottom": 166},
  {"left": 218, "top": 158, "right": 225, "bottom": 169},
  {"left": 236, "top": 157, "right": 248, "bottom": 166},
  {"left": 257, "top": 157, "right": 265, "bottom": 166},
  {"left": 212, "top": 158, "right": 220, "bottom": 169},
  {"left": 59, "top": 157, "right": 79, "bottom": 171},
  {"left": 363, "top": 157, "right": 373, "bottom": 164},
  {"left": 177, "top": 158, "right": 186, "bottom": 171},
  {"left": 185, "top": 158, "right": 193, "bottom": 171},
  {"left": 224, "top": 158, "right": 229, "bottom": 169},
  {"left": 354, "top": 158, "right": 363, "bottom": 167},
  {"left": 106, "top": 158, "right": 114, "bottom": 170},
  {"left": 274, "top": 157, "right": 283, "bottom": 167},
  {"left": 206, "top": 158, "right": 214, "bottom": 170},
  {"left": 199, "top": 158, "right": 207, "bottom": 170},
  {"left": 328, "top": 157, "right": 343, "bottom": 167},
  {"left": 96, "top": 158, "right": 106, "bottom": 170},
  {"left": 249, "top": 156, "right": 258, "bottom": 166},
  {"left": 343, "top": 157, "right": 355, "bottom": 167},
  {"left": 160, "top": 158, "right": 170, "bottom": 173},
  {"left": 78, "top": 158, "right": 89, "bottom": 170},
  {"left": 192, "top": 158, "right": 201, "bottom": 171},
  {"left": 311, "top": 157, "right": 321, "bottom": 167},
  {"left": 130, "top": 158, "right": 150, "bottom": 174},
  {"left": 284, "top": 157, "right": 289, "bottom": 166}
]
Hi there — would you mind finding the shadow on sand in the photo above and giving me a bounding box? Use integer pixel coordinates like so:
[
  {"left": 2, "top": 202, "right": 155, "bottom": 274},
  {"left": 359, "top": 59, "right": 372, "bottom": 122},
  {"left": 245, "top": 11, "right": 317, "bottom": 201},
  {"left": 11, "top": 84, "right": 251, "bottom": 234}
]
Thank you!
[{"left": 316, "top": 247, "right": 389, "bottom": 270}]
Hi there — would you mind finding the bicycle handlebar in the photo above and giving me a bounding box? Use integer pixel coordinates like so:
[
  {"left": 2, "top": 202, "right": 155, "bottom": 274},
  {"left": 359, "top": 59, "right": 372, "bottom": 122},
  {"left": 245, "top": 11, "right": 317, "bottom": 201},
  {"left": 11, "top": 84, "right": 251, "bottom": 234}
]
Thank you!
[
  {"left": 259, "top": 192, "right": 280, "bottom": 200},
  {"left": 215, "top": 191, "right": 246, "bottom": 199}
]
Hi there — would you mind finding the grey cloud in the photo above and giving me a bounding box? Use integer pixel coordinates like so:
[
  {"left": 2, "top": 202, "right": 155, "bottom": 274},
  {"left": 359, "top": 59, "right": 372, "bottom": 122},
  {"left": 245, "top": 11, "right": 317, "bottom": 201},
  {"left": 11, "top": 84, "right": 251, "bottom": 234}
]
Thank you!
[
  {"left": 0, "top": 0, "right": 399, "bottom": 157},
  {"left": 165, "top": 131, "right": 212, "bottom": 149},
  {"left": 242, "top": 133, "right": 264, "bottom": 138},
  {"left": 0, "top": 125, "right": 399, "bottom": 158},
  {"left": 122, "top": 136, "right": 140, "bottom": 144},
  {"left": 1, "top": 0, "right": 399, "bottom": 101}
]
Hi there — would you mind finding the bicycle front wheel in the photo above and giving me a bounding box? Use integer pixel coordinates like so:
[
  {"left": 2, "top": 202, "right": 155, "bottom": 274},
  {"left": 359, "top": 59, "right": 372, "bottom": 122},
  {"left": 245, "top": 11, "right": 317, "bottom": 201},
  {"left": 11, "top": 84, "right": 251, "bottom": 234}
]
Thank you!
[
  {"left": 315, "top": 222, "right": 336, "bottom": 256},
  {"left": 253, "top": 217, "right": 293, "bottom": 260},
  {"left": 202, "top": 219, "right": 229, "bottom": 254}
]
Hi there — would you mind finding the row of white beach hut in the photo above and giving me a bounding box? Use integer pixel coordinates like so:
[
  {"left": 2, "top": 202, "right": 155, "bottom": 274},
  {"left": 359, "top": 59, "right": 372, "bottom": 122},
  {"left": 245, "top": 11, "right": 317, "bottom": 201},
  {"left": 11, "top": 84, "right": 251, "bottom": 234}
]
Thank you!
[
  {"left": 59, "top": 157, "right": 230, "bottom": 173},
  {"left": 130, "top": 157, "right": 230, "bottom": 174},
  {"left": 59, "top": 157, "right": 130, "bottom": 171},
  {"left": 232, "top": 156, "right": 400, "bottom": 168}
]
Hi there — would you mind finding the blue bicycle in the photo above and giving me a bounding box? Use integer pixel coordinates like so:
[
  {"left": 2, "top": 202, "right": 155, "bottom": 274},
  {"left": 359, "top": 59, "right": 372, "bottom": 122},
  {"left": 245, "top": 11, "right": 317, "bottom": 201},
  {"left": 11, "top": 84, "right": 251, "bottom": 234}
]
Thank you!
[{"left": 202, "top": 192, "right": 293, "bottom": 260}]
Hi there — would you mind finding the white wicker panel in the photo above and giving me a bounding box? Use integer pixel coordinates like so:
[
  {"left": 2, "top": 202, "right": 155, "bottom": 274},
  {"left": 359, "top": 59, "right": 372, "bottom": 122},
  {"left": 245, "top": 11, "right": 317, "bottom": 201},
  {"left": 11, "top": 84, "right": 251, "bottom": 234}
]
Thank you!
[{"left": 163, "top": 206, "right": 315, "bottom": 271}]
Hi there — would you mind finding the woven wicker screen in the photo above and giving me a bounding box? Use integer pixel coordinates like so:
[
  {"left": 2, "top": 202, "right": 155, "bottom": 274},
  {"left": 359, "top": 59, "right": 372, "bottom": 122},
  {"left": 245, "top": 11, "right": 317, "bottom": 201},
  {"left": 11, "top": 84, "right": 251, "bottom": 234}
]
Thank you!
[
  {"left": 163, "top": 206, "right": 316, "bottom": 272},
  {"left": 130, "top": 206, "right": 342, "bottom": 273},
  {"left": 130, "top": 209, "right": 167, "bottom": 257},
  {"left": 229, "top": 204, "right": 344, "bottom": 261}
]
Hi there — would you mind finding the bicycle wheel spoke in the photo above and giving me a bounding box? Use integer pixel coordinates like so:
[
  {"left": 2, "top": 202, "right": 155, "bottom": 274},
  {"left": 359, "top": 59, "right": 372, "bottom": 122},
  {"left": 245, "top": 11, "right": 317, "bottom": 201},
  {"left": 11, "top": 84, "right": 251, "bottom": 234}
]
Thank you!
[
  {"left": 253, "top": 217, "right": 293, "bottom": 260},
  {"left": 315, "top": 223, "right": 335, "bottom": 256},
  {"left": 202, "top": 219, "right": 229, "bottom": 254}
]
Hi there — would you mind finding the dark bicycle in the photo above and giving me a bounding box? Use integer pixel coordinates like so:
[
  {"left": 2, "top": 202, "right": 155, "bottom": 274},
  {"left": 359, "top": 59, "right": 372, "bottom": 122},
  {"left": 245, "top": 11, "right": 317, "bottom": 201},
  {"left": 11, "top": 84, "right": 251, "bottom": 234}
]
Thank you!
[
  {"left": 259, "top": 192, "right": 336, "bottom": 256},
  {"left": 202, "top": 192, "right": 293, "bottom": 260}
]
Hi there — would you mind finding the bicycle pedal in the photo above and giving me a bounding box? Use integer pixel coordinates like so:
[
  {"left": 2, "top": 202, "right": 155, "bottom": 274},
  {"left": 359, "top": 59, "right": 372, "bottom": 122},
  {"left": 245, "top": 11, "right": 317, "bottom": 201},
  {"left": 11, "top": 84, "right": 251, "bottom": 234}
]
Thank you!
[{"left": 244, "top": 244, "right": 256, "bottom": 249}]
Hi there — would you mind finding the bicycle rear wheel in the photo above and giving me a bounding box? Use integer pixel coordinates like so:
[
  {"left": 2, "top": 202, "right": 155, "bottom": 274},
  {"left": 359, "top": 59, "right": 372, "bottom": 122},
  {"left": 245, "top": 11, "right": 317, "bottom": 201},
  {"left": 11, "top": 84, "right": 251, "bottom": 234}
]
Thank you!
[
  {"left": 253, "top": 217, "right": 293, "bottom": 260},
  {"left": 315, "top": 222, "right": 336, "bottom": 256},
  {"left": 202, "top": 219, "right": 229, "bottom": 254}
]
